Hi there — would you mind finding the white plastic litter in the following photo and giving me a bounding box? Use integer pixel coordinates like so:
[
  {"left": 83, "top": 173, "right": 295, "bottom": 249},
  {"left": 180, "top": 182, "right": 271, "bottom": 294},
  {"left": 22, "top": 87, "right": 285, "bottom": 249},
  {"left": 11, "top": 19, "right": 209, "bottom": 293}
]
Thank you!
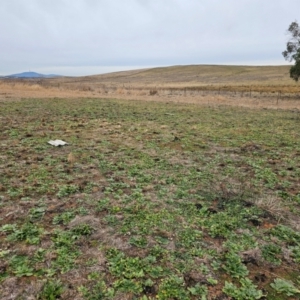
[{"left": 48, "top": 140, "right": 68, "bottom": 147}]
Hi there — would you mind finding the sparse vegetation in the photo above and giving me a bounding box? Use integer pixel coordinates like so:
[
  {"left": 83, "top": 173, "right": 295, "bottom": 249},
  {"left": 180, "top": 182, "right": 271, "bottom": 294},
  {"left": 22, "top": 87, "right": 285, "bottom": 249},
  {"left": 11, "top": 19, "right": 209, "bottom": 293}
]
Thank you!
[{"left": 1, "top": 95, "right": 300, "bottom": 299}]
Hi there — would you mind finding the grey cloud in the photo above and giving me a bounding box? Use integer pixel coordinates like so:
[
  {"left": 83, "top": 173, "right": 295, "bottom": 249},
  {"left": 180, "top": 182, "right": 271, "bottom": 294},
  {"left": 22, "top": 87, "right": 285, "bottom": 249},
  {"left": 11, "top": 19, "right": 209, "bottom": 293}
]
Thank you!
[{"left": 0, "top": 0, "right": 298, "bottom": 75}]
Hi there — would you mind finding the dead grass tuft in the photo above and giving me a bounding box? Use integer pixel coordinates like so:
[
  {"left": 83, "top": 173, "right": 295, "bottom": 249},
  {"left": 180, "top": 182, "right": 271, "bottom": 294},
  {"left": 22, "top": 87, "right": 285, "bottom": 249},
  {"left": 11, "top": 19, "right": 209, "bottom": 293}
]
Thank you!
[
  {"left": 68, "top": 215, "right": 100, "bottom": 229},
  {"left": 251, "top": 195, "right": 300, "bottom": 231},
  {"left": 67, "top": 152, "right": 76, "bottom": 165},
  {"left": 252, "top": 195, "right": 284, "bottom": 219},
  {"left": 116, "top": 88, "right": 125, "bottom": 95}
]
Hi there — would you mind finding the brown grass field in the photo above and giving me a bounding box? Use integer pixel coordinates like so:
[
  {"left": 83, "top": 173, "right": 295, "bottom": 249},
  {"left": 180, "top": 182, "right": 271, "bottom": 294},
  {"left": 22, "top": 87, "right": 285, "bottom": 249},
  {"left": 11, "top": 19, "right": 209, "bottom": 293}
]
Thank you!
[{"left": 1, "top": 64, "right": 300, "bottom": 110}]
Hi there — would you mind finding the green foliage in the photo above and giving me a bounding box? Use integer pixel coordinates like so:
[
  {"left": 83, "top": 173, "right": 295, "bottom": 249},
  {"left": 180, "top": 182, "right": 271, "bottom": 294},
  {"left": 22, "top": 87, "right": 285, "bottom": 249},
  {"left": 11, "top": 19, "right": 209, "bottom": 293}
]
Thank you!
[
  {"left": 51, "top": 229, "right": 81, "bottom": 273},
  {"left": 51, "top": 229, "right": 76, "bottom": 248},
  {"left": 6, "top": 222, "right": 43, "bottom": 244},
  {"left": 52, "top": 211, "right": 75, "bottom": 225},
  {"left": 96, "top": 198, "right": 110, "bottom": 212},
  {"left": 105, "top": 249, "right": 166, "bottom": 295},
  {"left": 290, "top": 245, "right": 300, "bottom": 263},
  {"left": 157, "top": 275, "right": 190, "bottom": 300},
  {"left": 56, "top": 184, "right": 79, "bottom": 198},
  {"left": 78, "top": 279, "right": 114, "bottom": 299},
  {"left": 223, "top": 251, "right": 249, "bottom": 278},
  {"left": 77, "top": 206, "right": 89, "bottom": 215},
  {"left": 29, "top": 207, "right": 46, "bottom": 221},
  {"left": 0, "top": 223, "right": 17, "bottom": 233},
  {"left": 270, "top": 278, "right": 300, "bottom": 296},
  {"left": 0, "top": 250, "right": 11, "bottom": 258},
  {"left": 71, "top": 223, "right": 94, "bottom": 236},
  {"left": 270, "top": 225, "right": 300, "bottom": 245},
  {"left": 282, "top": 21, "right": 300, "bottom": 81},
  {"left": 7, "top": 187, "right": 24, "bottom": 198},
  {"left": 129, "top": 235, "right": 148, "bottom": 248},
  {"left": 206, "top": 212, "right": 241, "bottom": 238},
  {"left": 7, "top": 128, "right": 20, "bottom": 138},
  {"left": 9, "top": 255, "right": 34, "bottom": 277},
  {"left": 188, "top": 284, "right": 208, "bottom": 299},
  {"left": 38, "top": 280, "right": 64, "bottom": 300},
  {"left": 107, "top": 249, "right": 147, "bottom": 279},
  {"left": 177, "top": 228, "right": 202, "bottom": 248},
  {"left": 223, "top": 278, "right": 264, "bottom": 299},
  {"left": 223, "top": 233, "right": 258, "bottom": 252},
  {"left": 290, "top": 52, "right": 300, "bottom": 81},
  {"left": 254, "top": 166, "right": 278, "bottom": 188},
  {"left": 261, "top": 244, "right": 282, "bottom": 265},
  {"left": 33, "top": 248, "right": 46, "bottom": 263},
  {"left": 113, "top": 278, "right": 143, "bottom": 294}
]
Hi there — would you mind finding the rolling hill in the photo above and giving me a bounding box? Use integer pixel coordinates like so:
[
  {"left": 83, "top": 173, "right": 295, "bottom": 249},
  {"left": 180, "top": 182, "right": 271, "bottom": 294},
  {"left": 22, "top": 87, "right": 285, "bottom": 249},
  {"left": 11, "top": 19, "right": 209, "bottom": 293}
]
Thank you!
[{"left": 5, "top": 71, "right": 61, "bottom": 79}]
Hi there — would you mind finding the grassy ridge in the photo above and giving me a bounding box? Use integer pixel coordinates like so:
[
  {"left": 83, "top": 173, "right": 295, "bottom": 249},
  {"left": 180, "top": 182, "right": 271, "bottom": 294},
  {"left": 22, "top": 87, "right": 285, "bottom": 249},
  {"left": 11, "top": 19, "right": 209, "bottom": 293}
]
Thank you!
[
  {"left": 1, "top": 98, "right": 300, "bottom": 299},
  {"left": 3, "top": 64, "right": 299, "bottom": 92},
  {"left": 81, "top": 65, "right": 300, "bottom": 91},
  {"left": 89, "top": 65, "right": 293, "bottom": 84}
]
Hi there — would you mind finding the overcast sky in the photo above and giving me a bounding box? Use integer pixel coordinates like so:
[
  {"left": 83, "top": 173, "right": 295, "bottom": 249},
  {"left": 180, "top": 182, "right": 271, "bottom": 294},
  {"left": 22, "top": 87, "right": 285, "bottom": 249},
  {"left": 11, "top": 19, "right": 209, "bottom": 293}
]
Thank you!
[{"left": 0, "top": 0, "right": 298, "bottom": 76}]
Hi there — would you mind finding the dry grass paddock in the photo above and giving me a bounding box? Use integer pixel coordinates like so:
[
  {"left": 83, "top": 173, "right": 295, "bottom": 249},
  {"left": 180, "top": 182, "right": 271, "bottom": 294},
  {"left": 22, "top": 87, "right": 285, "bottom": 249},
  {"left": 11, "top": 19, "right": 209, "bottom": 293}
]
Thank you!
[{"left": 1, "top": 64, "right": 300, "bottom": 110}]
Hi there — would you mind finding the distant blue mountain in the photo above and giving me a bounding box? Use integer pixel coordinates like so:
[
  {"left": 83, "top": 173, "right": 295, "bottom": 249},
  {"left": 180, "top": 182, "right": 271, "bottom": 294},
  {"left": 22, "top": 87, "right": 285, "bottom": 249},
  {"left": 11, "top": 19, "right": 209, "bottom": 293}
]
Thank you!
[{"left": 4, "top": 71, "right": 61, "bottom": 78}]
